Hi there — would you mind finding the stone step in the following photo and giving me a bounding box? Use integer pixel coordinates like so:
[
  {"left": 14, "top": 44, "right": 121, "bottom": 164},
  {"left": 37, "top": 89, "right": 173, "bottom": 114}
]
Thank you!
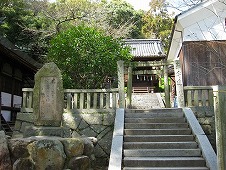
[
  {"left": 123, "top": 157, "right": 206, "bottom": 167},
  {"left": 124, "top": 129, "right": 192, "bottom": 135},
  {"left": 124, "top": 149, "right": 201, "bottom": 157},
  {"left": 123, "top": 167, "right": 209, "bottom": 170},
  {"left": 125, "top": 108, "right": 183, "bottom": 114},
  {"left": 125, "top": 123, "right": 189, "bottom": 129},
  {"left": 123, "top": 142, "right": 198, "bottom": 149},
  {"left": 125, "top": 117, "right": 186, "bottom": 123},
  {"left": 124, "top": 135, "right": 194, "bottom": 142},
  {"left": 125, "top": 112, "right": 184, "bottom": 118}
]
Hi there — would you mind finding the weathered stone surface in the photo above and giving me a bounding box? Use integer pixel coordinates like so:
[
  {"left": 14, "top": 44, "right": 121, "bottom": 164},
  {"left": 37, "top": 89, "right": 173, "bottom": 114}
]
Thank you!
[
  {"left": 78, "top": 119, "right": 89, "bottom": 129},
  {"left": 8, "top": 138, "right": 34, "bottom": 163},
  {"left": 91, "top": 124, "right": 111, "bottom": 134},
  {"left": 71, "top": 131, "right": 81, "bottom": 138},
  {"left": 94, "top": 144, "right": 108, "bottom": 157},
  {"left": 202, "top": 125, "right": 212, "bottom": 135},
  {"left": 27, "top": 139, "right": 66, "bottom": 170},
  {"left": 68, "top": 156, "right": 90, "bottom": 170},
  {"left": 81, "top": 137, "right": 94, "bottom": 157},
  {"left": 97, "top": 127, "right": 112, "bottom": 140},
  {"left": 13, "top": 120, "right": 22, "bottom": 131},
  {"left": 98, "top": 132, "right": 113, "bottom": 155},
  {"left": 60, "top": 138, "right": 84, "bottom": 157},
  {"left": 103, "top": 112, "right": 115, "bottom": 125},
  {"left": 23, "top": 126, "right": 71, "bottom": 138},
  {"left": 88, "top": 137, "right": 98, "bottom": 146},
  {"left": 81, "top": 114, "right": 103, "bottom": 125},
  {"left": 0, "top": 131, "right": 12, "bottom": 170},
  {"left": 13, "top": 158, "right": 34, "bottom": 170},
  {"left": 33, "top": 62, "right": 64, "bottom": 126},
  {"left": 198, "top": 117, "right": 214, "bottom": 125},
  {"left": 205, "top": 107, "right": 214, "bottom": 116},
  {"left": 62, "top": 113, "right": 82, "bottom": 130},
  {"left": 80, "top": 127, "right": 97, "bottom": 137},
  {"left": 20, "top": 122, "right": 33, "bottom": 133},
  {"left": 16, "top": 113, "right": 35, "bottom": 122},
  {"left": 12, "top": 131, "right": 23, "bottom": 139}
]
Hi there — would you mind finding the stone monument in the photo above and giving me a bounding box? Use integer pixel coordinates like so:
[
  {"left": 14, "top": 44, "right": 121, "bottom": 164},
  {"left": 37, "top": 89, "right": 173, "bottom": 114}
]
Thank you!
[
  {"left": 33, "top": 62, "right": 63, "bottom": 126},
  {"left": 23, "top": 62, "right": 70, "bottom": 137}
]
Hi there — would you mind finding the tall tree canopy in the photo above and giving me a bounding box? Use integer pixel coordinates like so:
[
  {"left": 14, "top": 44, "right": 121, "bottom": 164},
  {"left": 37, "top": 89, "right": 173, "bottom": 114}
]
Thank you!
[
  {"left": 0, "top": 0, "right": 144, "bottom": 61},
  {"left": 46, "top": 25, "right": 132, "bottom": 89},
  {"left": 104, "top": 0, "right": 144, "bottom": 38},
  {"left": 142, "top": 0, "right": 173, "bottom": 51},
  {"left": 1, "top": 0, "right": 203, "bottom": 63}
]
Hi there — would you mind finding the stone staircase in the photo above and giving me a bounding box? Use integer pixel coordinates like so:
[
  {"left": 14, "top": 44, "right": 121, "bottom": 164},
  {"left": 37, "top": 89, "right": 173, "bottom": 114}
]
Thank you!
[{"left": 108, "top": 108, "right": 217, "bottom": 170}]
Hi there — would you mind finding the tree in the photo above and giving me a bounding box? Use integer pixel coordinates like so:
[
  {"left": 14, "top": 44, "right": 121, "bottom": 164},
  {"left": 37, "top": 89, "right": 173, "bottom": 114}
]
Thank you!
[
  {"left": 142, "top": 0, "right": 173, "bottom": 51},
  {"left": 0, "top": 0, "right": 143, "bottom": 61},
  {"left": 46, "top": 25, "right": 132, "bottom": 89},
  {"left": 104, "top": 0, "right": 145, "bottom": 38},
  {"left": 0, "top": 0, "right": 53, "bottom": 61}
]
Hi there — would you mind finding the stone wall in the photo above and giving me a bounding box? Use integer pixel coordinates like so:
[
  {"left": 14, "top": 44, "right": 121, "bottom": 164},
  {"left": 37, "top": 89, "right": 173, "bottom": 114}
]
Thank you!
[
  {"left": 1, "top": 131, "right": 93, "bottom": 170},
  {"left": 13, "top": 110, "right": 115, "bottom": 168},
  {"left": 189, "top": 106, "right": 216, "bottom": 151}
]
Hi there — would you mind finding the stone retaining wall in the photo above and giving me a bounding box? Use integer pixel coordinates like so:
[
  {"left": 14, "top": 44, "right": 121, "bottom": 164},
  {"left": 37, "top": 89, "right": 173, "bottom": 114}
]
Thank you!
[
  {"left": 13, "top": 110, "right": 115, "bottom": 168},
  {"left": 0, "top": 131, "right": 93, "bottom": 169},
  {"left": 189, "top": 106, "right": 216, "bottom": 151}
]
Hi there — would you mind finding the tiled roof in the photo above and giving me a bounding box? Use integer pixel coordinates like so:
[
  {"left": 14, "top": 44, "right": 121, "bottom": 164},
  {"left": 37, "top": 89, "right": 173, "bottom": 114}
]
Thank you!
[{"left": 124, "top": 39, "right": 165, "bottom": 58}]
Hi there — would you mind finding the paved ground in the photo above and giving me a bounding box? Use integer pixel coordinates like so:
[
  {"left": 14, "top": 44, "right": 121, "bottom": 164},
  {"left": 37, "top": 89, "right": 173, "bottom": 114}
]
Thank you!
[{"left": 131, "top": 93, "right": 165, "bottom": 109}]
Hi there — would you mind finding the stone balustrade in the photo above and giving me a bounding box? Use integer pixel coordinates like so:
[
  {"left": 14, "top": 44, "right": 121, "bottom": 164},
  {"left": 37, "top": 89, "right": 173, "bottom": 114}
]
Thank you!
[{"left": 21, "top": 88, "right": 120, "bottom": 112}]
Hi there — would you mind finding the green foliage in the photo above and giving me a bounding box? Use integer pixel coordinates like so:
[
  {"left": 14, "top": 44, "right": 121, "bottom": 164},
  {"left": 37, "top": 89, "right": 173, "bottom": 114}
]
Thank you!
[
  {"left": 142, "top": 0, "right": 173, "bottom": 51},
  {"left": 105, "top": 0, "right": 145, "bottom": 38},
  {"left": 47, "top": 25, "right": 132, "bottom": 89},
  {"left": 0, "top": 0, "right": 29, "bottom": 41},
  {"left": 0, "top": 0, "right": 52, "bottom": 61},
  {"left": 0, "top": 0, "right": 175, "bottom": 62}
]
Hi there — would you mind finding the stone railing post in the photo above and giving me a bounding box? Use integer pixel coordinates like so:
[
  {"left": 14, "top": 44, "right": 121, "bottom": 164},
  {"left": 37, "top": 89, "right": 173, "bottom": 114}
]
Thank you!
[
  {"left": 164, "top": 61, "right": 170, "bottom": 108},
  {"left": 213, "top": 85, "right": 226, "bottom": 170},
  {"left": 126, "top": 63, "right": 132, "bottom": 108},
  {"left": 117, "top": 60, "right": 125, "bottom": 108},
  {"left": 174, "top": 59, "right": 185, "bottom": 108}
]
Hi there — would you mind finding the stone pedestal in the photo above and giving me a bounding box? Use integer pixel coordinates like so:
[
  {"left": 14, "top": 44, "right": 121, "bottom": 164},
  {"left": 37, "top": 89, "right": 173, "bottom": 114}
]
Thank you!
[{"left": 23, "top": 126, "right": 71, "bottom": 138}]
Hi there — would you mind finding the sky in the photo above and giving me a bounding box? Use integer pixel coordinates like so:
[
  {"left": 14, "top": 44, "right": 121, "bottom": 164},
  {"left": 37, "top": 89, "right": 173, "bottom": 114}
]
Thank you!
[{"left": 125, "top": 0, "right": 151, "bottom": 11}]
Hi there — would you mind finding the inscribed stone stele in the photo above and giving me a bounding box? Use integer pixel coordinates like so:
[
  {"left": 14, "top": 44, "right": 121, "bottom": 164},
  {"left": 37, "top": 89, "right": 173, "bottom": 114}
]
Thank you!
[{"left": 33, "top": 62, "right": 64, "bottom": 126}]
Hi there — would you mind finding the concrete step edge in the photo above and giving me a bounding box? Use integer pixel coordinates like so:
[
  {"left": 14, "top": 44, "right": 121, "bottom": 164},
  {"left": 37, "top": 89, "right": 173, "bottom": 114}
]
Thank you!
[
  {"left": 123, "top": 141, "right": 198, "bottom": 149},
  {"left": 125, "top": 118, "right": 186, "bottom": 123},
  {"left": 124, "top": 129, "right": 192, "bottom": 135},
  {"left": 124, "top": 149, "right": 202, "bottom": 157},
  {"left": 123, "top": 167, "right": 209, "bottom": 170},
  {"left": 124, "top": 135, "right": 194, "bottom": 142},
  {"left": 123, "top": 157, "right": 206, "bottom": 167}
]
